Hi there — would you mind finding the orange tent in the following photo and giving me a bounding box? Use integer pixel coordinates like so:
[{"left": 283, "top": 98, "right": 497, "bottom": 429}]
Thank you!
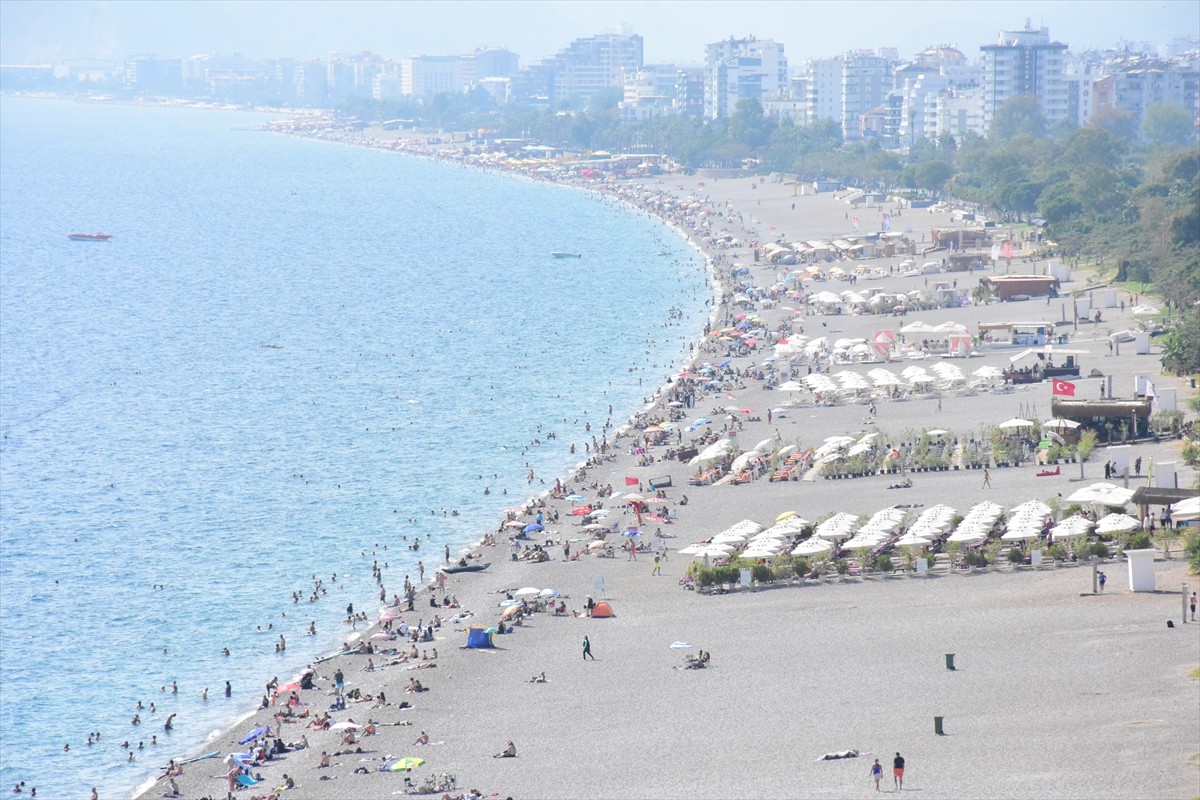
[{"left": 591, "top": 600, "right": 614, "bottom": 618}]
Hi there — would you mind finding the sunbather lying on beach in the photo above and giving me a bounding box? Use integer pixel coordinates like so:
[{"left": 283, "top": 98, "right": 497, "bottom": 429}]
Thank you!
[{"left": 528, "top": 672, "right": 547, "bottom": 683}]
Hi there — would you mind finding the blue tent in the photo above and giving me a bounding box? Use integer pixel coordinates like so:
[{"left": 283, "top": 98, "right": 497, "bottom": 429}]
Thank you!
[{"left": 466, "top": 626, "right": 494, "bottom": 649}]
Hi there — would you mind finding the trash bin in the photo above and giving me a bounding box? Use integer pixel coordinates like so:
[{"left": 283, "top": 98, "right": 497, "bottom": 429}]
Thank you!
[
  {"left": 934, "top": 716, "right": 945, "bottom": 735},
  {"left": 944, "top": 653, "right": 956, "bottom": 670}
]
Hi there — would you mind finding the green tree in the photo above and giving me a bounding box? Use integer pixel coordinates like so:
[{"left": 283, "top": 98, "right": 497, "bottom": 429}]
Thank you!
[
  {"left": 990, "top": 96, "right": 1048, "bottom": 141},
  {"left": 1142, "top": 104, "right": 1197, "bottom": 148},
  {"left": 1089, "top": 108, "right": 1139, "bottom": 142},
  {"left": 914, "top": 159, "right": 953, "bottom": 191},
  {"left": 729, "top": 98, "right": 774, "bottom": 149},
  {"left": 1061, "top": 126, "right": 1127, "bottom": 169}
]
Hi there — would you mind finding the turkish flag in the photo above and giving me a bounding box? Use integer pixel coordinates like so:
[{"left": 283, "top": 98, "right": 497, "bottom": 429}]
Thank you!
[{"left": 1052, "top": 379, "right": 1076, "bottom": 396}]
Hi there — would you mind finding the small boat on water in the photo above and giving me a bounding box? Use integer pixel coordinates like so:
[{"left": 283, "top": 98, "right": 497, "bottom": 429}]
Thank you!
[
  {"left": 550, "top": 252, "right": 582, "bottom": 259},
  {"left": 439, "top": 562, "right": 491, "bottom": 574},
  {"left": 67, "top": 233, "right": 113, "bottom": 241}
]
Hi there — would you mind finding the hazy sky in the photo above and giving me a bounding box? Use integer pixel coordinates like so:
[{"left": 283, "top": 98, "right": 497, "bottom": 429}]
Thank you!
[{"left": 2, "top": 0, "right": 1197, "bottom": 65}]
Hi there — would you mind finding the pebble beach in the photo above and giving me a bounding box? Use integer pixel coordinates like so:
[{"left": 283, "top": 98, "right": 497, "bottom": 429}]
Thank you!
[{"left": 145, "top": 131, "right": 1200, "bottom": 800}]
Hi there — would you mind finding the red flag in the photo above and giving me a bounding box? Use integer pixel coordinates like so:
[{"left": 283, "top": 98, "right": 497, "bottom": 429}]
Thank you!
[
  {"left": 625, "top": 476, "right": 640, "bottom": 486},
  {"left": 1052, "top": 379, "right": 1076, "bottom": 396}
]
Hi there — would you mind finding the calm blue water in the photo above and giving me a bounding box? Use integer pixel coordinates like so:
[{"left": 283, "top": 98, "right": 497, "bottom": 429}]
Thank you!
[{"left": 0, "top": 97, "right": 707, "bottom": 799}]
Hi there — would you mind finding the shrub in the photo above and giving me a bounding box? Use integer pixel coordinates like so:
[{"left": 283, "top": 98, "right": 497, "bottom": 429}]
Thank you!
[
  {"left": 1077, "top": 430, "right": 1098, "bottom": 462},
  {"left": 1184, "top": 529, "right": 1200, "bottom": 575},
  {"left": 1086, "top": 541, "right": 1110, "bottom": 558},
  {"left": 1047, "top": 543, "right": 1069, "bottom": 561},
  {"left": 834, "top": 558, "right": 850, "bottom": 575},
  {"left": 1127, "top": 533, "right": 1152, "bottom": 551},
  {"left": 792, "top": 559, "right": 811, "bottom": 578},
  {"left": 751, "top": 564, "right": 773, "bottom": 584},
  {"left": 716, "top": 565, "right": 741, "bottom": 585},
  {"left": 875, "top": 555, "right": 895, "bottom": 573},
  {"left": 1007, "top": 547, "right": 1025, "bottom": 564},
  {"left": 965, "top": 550, "right": 988, "bottom": 567}
]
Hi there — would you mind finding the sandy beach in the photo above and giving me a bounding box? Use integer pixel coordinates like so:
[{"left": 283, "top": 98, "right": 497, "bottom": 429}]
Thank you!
[{"left": 150, "top": 133, "right": 1200, "bottom": 800}]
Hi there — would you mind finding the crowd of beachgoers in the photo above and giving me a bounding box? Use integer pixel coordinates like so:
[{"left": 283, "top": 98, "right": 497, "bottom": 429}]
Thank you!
[{"left": 111, "top": 115, "right": 1200, "bottom": 800}]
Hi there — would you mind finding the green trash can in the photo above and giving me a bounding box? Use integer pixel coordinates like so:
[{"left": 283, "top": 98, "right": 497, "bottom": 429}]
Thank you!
[
  {"left": 934, "top": 716, "right": 945, "bottom": 735},
  {"left": 945, "top": 653, "right": 956, "bottom": 670}
]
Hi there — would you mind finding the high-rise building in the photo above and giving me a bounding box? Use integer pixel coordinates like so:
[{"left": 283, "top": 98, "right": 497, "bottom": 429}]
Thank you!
[
  {"left": 704, "top": 37, "right": 787, "bottom": 119},
  {"left": 402, "top": 55, "right": 463, "bottom": 98},
  {"left": 619, "top": 64, "right": 682, "bottom": 122},
  {"left": 802, "top": 58, "right": 843, "bottom": 124},
  {"left": 1063, "top": 64, "right": 1097, "bottom": 127},
  {"left": 124, "top": 55, "right": 183, "bottom": 93},
  {"left": 889, "top": 46, "right": 977, "bottom": 146},
  {"left": 1097, "top": 56, "right": 1200, "bottom": 129},
  {"left": 675, "top": 67, "right": 706, "bottom": 119},
  {"left": 462, "top": 47, "right": 520, "bottom": 87},
  {"left": 516, "top": 29, "right": 642, "bottom": 105},
  {"left": 841, "top": 50, "right": 893, "bottom": 139},
  {"left": 980, "top": 24, "right": 1069, "bottom": 130}
]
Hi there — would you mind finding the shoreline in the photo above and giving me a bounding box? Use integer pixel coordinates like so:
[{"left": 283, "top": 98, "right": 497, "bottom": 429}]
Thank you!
[
  {"left": 139, "top": 120, "right": 1197, "bottom": 800},
  {"left": 131, "top": 117, "right": 732, "bottom": 799}
]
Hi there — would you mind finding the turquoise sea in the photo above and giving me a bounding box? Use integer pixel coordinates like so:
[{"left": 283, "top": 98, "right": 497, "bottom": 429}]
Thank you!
[{"left": 0, "top": 97, "right": 707, "bottom": 798}]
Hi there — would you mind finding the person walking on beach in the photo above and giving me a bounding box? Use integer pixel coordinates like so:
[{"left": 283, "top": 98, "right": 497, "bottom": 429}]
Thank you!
[
  {"left": 652, "top": 554, "right": 662, "bottom": 576},
  {"left": 893, "top": 752, "right": 905, "bottom": 789},
  {"left": 628, "top": 539, "right": 637, "bottom": 561},
  {"left": 582, "top": 635, "right": 594, "bottom": 660},
  {"left": 981, "top": 468, "right": 991, "bottom": 489},
  {"left": 334, "top": 669, "right": 344, "bottom": 695},
  {"left": 1098, "top": 571, "right": 1107, "bottom": 592},
  {"left": 1190, "top": 591, "right": 1196, "bottom": 621},
  {"left": 871, "top": 758, "right": 883, "bottom": 791}
]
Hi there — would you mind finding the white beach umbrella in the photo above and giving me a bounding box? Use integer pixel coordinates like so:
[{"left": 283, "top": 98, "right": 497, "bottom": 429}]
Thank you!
[
  {"left": 998, "top": 418, "right": 1034, "bottom": 430},
  {"left": 696, "top": 440, "right": 733, "bottom": 462},
  {"left": 1094, "top": 513, "right": 1140, "bottom": 534},
  {"left": 1043, "top": 418, "right": 1081, "bottom": 430},
  {"left": 1171, "top": 496, "right": 1199, "bottom": 522},
  {"left": 513, "top": 587, "right": 541, "bottom": 598},
  {"left": 776, "top": 380, "right": 806, "bottom": 392},
  {"left": 893, "top": 533, "right": 933, "bottom": 549},
  {"left": 973, "top": 365, "right": 1004, "bottom": 379},
  {"left": 711, "top": 532, "right": 749, "bottom": 544},
  {"left": 1001, "top": 526, "right": 1043, "bottom": 541},
  {"left": 729, "top": 452, "right": 760, "bottom": 473},
  {"left": 947, "top": 527, "right": 988, "bottom": 545},
  {"left": 723, "top": 519, "right": 765, "bottom": 537},
  {"left": 1067, "top": 483, "right": 1135, "bottom": 506},
  {"left": 1010, "top": 500, "right": 1052, "bottom": 517},
  {"left": 843, "top": 532, "right": 887, "bottom": 549},
  {"left": 1049, "top": 515, "right": 1094, "bottom": 536},
  {"left": 792, "top": 538, "right": 833, "bottom": 556}
]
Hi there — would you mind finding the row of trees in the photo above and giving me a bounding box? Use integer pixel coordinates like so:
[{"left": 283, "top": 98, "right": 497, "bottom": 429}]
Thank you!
[{"left": 349, "top": 92, "right": 1198, "bottom": 372}]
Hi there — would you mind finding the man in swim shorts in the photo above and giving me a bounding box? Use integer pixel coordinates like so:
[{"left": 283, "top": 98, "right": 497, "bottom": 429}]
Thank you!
[{"left": 893, "top": 752, "right": 905, "bottom": 789}]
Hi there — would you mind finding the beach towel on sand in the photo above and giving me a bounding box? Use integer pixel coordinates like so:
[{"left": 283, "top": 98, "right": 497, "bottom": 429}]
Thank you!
[{"left": 817, "top": 750, "right": 862, "bottom": 761}]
